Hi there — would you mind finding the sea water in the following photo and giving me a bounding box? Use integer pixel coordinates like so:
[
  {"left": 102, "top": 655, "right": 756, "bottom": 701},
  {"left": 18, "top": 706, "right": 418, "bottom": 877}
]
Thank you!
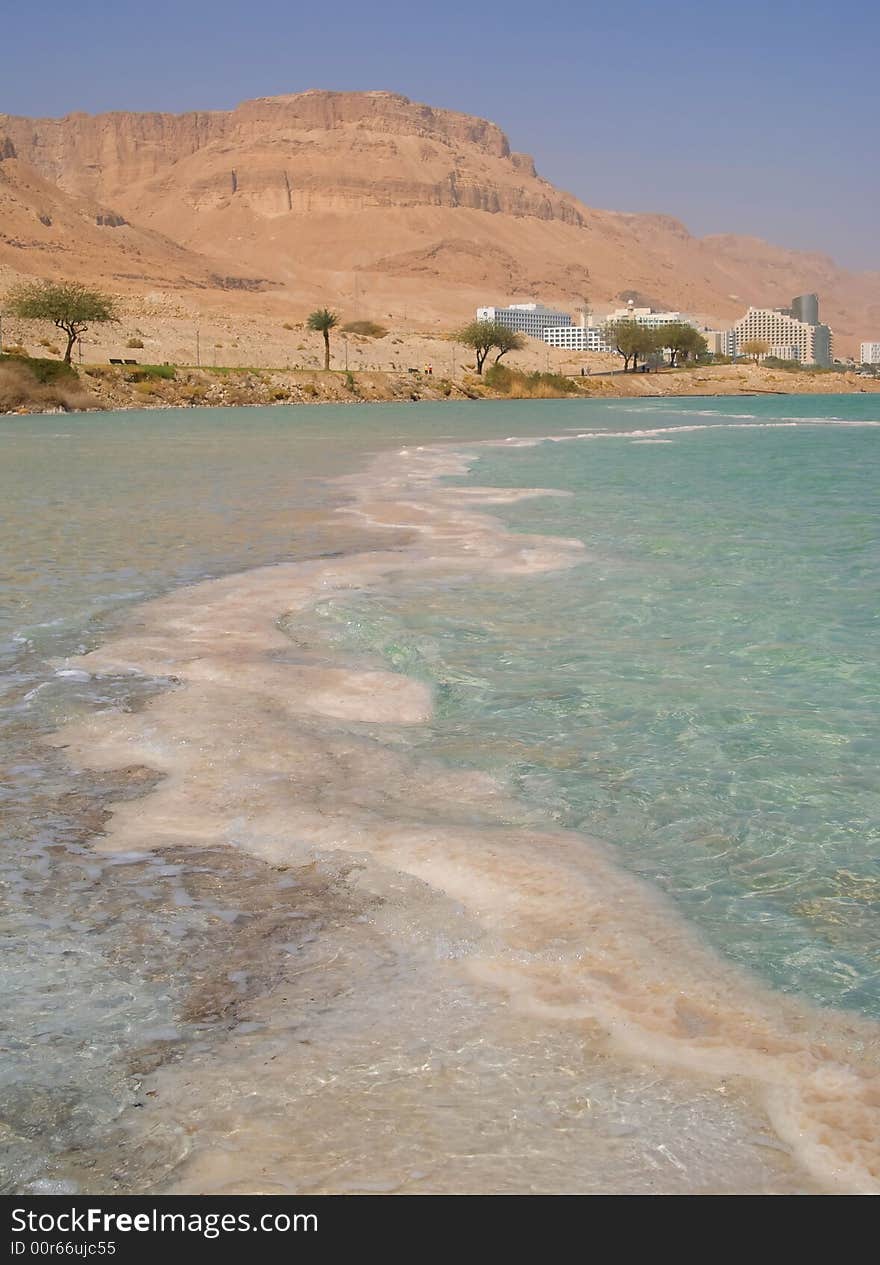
[
  {"left": 1, "top": 396, "right": 878, "bottom": 1194},
  {"left": 319, "top": 397, "right": 880, "bottom": 1015}
]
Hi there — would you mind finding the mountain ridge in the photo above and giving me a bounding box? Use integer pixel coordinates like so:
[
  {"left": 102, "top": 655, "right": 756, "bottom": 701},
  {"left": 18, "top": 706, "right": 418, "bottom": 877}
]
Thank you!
[{"left": 1, "top": 90, "right": 877, "bottom": 353}]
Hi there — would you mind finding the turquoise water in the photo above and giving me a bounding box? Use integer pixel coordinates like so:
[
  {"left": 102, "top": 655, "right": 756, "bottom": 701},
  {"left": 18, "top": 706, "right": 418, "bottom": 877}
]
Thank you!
[
  {"left": 313, "top": 396, "right": 880, "bottom": 1016},
  {"left": 2, "top": 394, "right": 879, "bottom": 1192},
  {"left": 0, "top": 398, "right": 631, "bottom": 1192}
]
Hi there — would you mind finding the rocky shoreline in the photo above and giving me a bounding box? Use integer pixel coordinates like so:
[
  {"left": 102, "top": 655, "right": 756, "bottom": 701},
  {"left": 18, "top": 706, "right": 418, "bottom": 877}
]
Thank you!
[{"left": 2, "top": 357, "right": 879, "bottom": 416}]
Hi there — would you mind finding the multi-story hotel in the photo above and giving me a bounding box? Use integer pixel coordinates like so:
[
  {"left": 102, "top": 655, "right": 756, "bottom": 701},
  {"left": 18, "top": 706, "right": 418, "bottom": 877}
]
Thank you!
[
  {"left": 543, "top": 322, "right": 614, "bottom": 353},
  {"left": 600, "top": 301, "right": 700, "bottom": 330},
  {"left": 543, "top": 301, "right": 712, "bottom": 355},
  {"left": 726, "top": 294, "right": 832, "bottom": 366},
  {"left": 860, "top": 342, "right": 880, "bottom": 365},
  {"left": 476, "top": 303, "right": 572, "bottom": 338}
]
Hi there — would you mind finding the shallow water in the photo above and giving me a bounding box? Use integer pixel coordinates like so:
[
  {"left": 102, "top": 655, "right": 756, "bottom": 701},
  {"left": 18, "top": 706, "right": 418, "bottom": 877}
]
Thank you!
[
  {"left": 323, "top": 401, "right": 880, "bottom": 1014},
  {"left": 1, "top": 396, "right": 878, "bottom": 1194}
]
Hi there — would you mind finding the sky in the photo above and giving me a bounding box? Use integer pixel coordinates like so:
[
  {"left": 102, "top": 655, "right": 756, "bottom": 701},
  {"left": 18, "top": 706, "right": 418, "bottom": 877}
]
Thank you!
[{"left": 3, "top": 0, "right": 877, "bottom": 270}]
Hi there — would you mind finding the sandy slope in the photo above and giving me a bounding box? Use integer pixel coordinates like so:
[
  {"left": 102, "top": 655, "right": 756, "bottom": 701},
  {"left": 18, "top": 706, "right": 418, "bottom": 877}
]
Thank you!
[{"left": 2, "top": 91, "right": 878, "bottom": 357}]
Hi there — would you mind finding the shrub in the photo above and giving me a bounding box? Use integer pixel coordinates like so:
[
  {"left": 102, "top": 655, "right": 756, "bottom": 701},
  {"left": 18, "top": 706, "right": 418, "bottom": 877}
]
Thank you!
[
  {"left": 178, "top": 384, "right": 209, "bottom": 403},
  {"left": 341, "top": 320, "right": 388, "bottom": 339},
  {"left": 224, "top": 387, "right": 254, "bottom": 406},
  {"left": 123, "top": 363, "right": 176, "bottom": 382},
  {"left": 484, "top": 364, "right": 579, "bottom": 396},
  {"left": 0, "top": 357, "right": 98, "bottom": 412},
  {"left": 1, "top": 353, "right": 77, "bottom": 384},
  {"left": 126, "top": 337, "right": 145, "bottom": 349}
]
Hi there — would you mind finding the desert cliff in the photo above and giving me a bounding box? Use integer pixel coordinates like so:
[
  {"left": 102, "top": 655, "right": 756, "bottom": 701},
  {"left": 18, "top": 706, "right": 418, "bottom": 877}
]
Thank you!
[{"left": 1, "top": 90, "right": 877, "bottom": 355}]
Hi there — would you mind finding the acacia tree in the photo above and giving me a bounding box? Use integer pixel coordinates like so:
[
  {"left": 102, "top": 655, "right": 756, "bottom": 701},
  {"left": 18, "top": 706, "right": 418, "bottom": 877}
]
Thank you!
[
  {"left": 307, "top": 308, "right": 340, "bottom": 370},
  {"left": 6, "top": 280, "right": 117, "bottom": 363},
  {"left": 740, "top": 338, "right": 770, "bottom": 365},
  {"left": 453, "top": 320, "right": 525, "bottom": 375},
  {"left": 662, "top": 323, "right": 708, "bottom": 367},
  {"left": 605, "top": 320, "right": 661, "bottom": 372},
  {"left": 491, "top": 325, "right": 526, "bottom": 365}
]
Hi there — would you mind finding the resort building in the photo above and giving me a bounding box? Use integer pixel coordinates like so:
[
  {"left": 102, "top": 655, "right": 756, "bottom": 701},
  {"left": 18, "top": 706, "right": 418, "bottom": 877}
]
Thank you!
[
  {"left": 791, "top": 293, "right": 820, "bottom": 325},
  {"left": 476, "top": 303, "right": 572, "bottom": 339},
  {"left": 726, "top": 296, "right": 833, "bottom": 366},
  {"left": 860, "top": 342, "right": 880, "bottom": 365},
  {"left": 543, "top": 302, "right": 720, "bottom": 356},
  {"left": 600, "top": 300, "right": 701, "bottom": 330},
  {"left": 701, "top": 330, "right": 728, "bottom": 356},
  {"left": 543, "top": 322, "right": 614, "bottom": 353}
]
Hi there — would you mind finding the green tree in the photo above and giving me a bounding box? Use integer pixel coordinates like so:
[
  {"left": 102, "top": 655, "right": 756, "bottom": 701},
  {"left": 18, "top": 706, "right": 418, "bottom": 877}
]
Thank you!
[
  {"left": 740, "top": 338, "right": 770, "bottom": 365},
  {"left": 661, "top": 323, "right": 708, "bottom": 367},
  {"left": 453, "top": 320, "right": 525, "bottom": 375},
  {"left": 490, "top": 325, "right": 527, "bottom": 365},
  {"left": 605, "top": 320, "right": 662, "bottom": 372},
  {"left": 307, "top": 308, "right": 340, "bottom": 370},
  {"left": 6, "top": 280, "right": 117, "bottom": 363}
]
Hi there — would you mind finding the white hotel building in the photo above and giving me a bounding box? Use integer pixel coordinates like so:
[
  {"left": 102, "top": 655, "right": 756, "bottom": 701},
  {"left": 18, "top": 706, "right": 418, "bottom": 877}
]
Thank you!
[
  {"left": 543, "top": 322, "right": 614, "bottom": 353},
  {"left": 543, "top": 302, "right": 705, "bottom": 354},
  {"left": 860, "top": 342, "right": 880, "bottom": 365},
  {"left": 476, "top": 303, "right": 572, "bottom": 338},
  {"left": 726, "top": 304, "right": 833, "bottom": 366}
]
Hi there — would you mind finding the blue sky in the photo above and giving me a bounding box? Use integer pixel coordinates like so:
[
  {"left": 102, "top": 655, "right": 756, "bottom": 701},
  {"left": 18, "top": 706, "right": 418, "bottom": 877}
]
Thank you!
[{"left": 3, "top": 0, "right": 877, "bottom": 268}]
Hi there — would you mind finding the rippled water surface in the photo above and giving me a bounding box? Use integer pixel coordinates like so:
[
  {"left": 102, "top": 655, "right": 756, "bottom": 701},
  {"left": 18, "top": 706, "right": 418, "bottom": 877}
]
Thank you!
[
  {"left": 2, "top": 395, "right": 878, "bottom": 1193},
  {"left": 316, "top": 396, "right": 880, "bottom": 1013}
]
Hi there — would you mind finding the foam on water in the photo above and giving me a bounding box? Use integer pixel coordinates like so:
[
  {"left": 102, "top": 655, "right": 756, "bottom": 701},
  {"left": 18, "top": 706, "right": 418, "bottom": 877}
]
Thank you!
[{"left": 43, "top": 438, "right": 880, "bottom": 1194}]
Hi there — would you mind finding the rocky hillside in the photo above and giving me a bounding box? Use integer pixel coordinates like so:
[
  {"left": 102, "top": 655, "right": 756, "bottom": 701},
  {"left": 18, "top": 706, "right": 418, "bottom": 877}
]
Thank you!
[{"left": 1, "top": 90, "right": 877, "bottom": 353}]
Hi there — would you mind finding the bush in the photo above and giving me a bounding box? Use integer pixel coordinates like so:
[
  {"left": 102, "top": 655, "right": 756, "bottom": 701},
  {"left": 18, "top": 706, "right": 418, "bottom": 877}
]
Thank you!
[
  {"left": 126, "top": 337, "right": 145, "bottom": 349},
  {"left": 224, "top": 387, "right": 254, "bottom": 406},
  {"left": 484, "top": 364, "right": 579, "bottom": 396},
  {"left": 0, "top": 357, "right": 97, "bottom": 412},
  {"left": 123, "top": 363, "right": 176, "bottom": 382},
  {"left": 178, "top": 384, "right": 209, "bottom": 403},
  {"left": 342, "top": 320, "right": 388, "bottom": 338},
  {"left": 1, "top": 353, "right": 77, "bottom": 384}
]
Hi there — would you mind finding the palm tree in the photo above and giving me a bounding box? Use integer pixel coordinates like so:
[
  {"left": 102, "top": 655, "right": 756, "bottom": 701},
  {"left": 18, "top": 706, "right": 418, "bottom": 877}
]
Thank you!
[{"left": 307, "top": 308, "right": 340, "bottom": 370}]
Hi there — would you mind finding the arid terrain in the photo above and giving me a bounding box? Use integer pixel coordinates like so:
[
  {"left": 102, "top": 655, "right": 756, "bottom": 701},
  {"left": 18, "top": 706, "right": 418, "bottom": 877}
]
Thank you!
[
  {"left": 2, "top": 350, "right": 878, "bottom": 417},
  {"left": 2, "top": 90, "right": 879, "bottom": 360}
]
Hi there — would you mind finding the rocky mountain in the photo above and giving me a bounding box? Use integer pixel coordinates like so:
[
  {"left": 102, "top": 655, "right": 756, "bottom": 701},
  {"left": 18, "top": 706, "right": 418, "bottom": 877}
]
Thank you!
[{"left": 1, "top": 90, "right": 877, "bottom": 352}]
